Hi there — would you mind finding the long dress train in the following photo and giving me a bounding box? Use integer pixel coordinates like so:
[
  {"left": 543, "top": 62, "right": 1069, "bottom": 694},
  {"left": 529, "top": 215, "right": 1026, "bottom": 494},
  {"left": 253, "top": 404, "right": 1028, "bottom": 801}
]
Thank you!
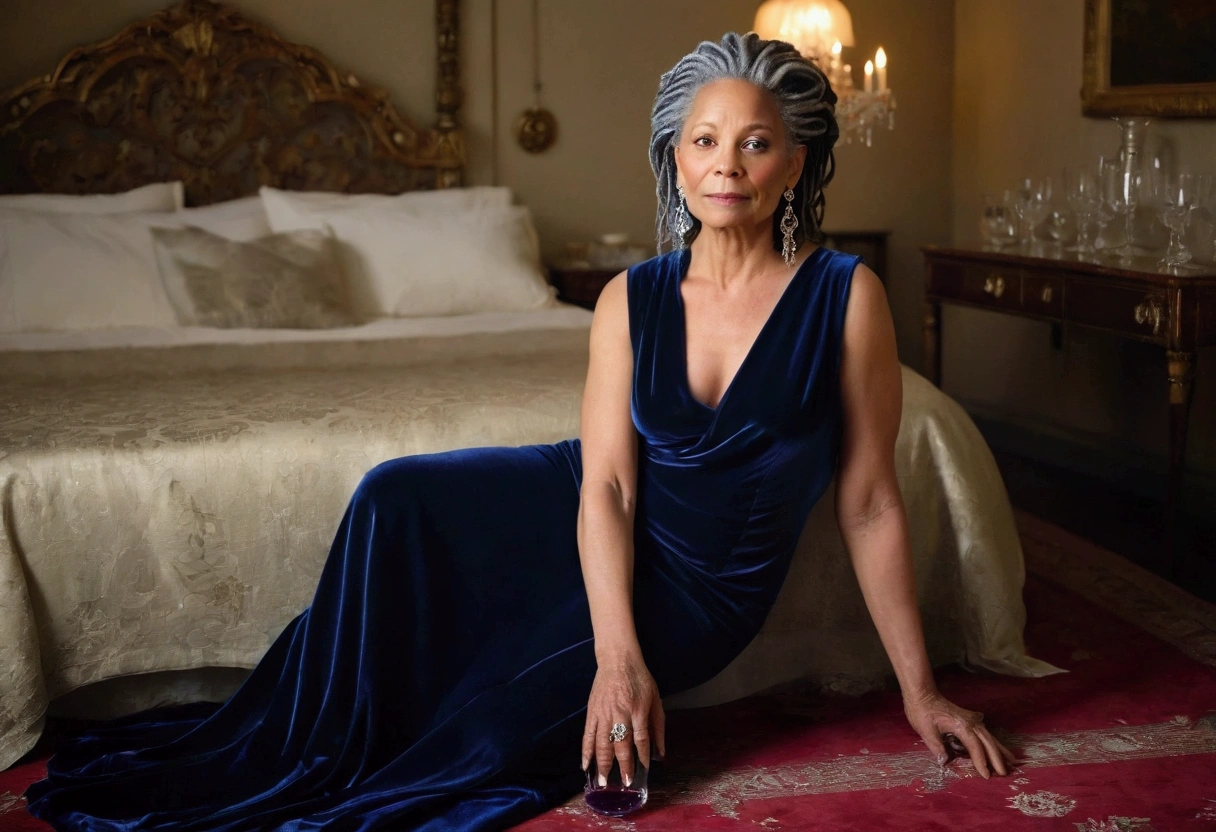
[{"left": 25, "top": 244, "right": 860, "bottom": 830}]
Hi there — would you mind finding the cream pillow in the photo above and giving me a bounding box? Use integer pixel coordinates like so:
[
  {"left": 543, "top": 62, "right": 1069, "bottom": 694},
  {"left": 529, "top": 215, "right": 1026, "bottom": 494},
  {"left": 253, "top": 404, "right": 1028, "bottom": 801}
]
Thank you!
[
  {"left": 0, "top": 182, "right": 184, "bottom": 213},
  {"left": 150, "top": 226, "right": 357, "bottom": 329},
  {"left": 262, "top": 192, "right": 557, "bottom": 317},
  {"left": 259, "top": 185, "right": 513, "bottom": 218},
  {"left": 0, "top": 210, "right": 177, "bottom": 332},
  {"left": 170, "top": 196, "right": 272, "bottom": 241},
  {"left": 0, "top": 199, "right": 279, "bottom": 333}
]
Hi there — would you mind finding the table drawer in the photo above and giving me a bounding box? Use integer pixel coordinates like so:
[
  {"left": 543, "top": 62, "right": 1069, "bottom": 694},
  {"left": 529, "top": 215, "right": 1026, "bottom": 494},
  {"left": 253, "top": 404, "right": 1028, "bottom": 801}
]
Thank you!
[
  {"left": 1023, "top": 275, "right": 1063, "bottom": 319},
  {"left": 1065, "top": 281, "right": 1169, "bottom": 341},
  {"left": 926, "top": 262, "right": 1023, "bottom": 312},
  {"left": 958, "top": 265, "right": 1022, "bottom": 311},
  {"left": 925, "top": 261, "right": 964, "bottom": 297}
]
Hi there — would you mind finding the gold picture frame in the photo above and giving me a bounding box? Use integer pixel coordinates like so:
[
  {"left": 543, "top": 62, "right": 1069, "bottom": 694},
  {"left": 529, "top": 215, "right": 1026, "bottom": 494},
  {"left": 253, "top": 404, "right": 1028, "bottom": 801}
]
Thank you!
[{"left": 1082, "top": 0, "right": 1216, "bottom": 118}]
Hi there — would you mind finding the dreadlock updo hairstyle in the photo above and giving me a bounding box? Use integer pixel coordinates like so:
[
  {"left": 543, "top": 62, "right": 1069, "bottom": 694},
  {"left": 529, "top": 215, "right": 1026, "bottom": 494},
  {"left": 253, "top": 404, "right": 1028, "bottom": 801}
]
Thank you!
[{"left": 649, "top": 31, "right": 839, "bottom": 254}]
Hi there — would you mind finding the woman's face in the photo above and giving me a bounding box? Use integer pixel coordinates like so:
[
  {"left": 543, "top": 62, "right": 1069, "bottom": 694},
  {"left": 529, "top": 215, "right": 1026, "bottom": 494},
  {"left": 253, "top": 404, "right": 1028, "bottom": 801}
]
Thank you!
[{"left": 673, "top": 78, "right": 806, "bottom": 237}]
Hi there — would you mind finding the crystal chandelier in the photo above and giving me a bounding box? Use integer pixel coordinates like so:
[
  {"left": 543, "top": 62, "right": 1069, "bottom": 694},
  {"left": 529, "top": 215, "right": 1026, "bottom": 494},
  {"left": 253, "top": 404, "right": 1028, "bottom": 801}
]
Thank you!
[{"left": 753, "top": 0, "right": 895, "bottom": 147}]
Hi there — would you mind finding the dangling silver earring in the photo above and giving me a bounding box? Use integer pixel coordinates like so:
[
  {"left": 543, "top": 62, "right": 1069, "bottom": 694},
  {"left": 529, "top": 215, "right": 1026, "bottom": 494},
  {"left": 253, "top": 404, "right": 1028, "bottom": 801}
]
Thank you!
[
  {"left": 674, "top": 184, "right": 692, "bottom": 246},
  {"left": 780, "top": 187, "right": 798, "bottom": 267}
]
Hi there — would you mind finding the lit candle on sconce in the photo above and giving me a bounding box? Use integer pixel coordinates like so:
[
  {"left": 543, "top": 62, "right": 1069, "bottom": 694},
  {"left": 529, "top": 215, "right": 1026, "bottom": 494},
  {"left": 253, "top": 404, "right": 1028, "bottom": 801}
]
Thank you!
[{"left": 752, "top": 1, "right": 895, "bottom": 146}]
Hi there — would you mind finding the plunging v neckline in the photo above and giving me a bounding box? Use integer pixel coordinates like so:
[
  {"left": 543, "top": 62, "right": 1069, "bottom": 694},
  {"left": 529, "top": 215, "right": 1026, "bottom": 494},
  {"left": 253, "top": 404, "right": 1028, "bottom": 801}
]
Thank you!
[{"left": 675, "top": 245, "right": 824, "bottom": 414}]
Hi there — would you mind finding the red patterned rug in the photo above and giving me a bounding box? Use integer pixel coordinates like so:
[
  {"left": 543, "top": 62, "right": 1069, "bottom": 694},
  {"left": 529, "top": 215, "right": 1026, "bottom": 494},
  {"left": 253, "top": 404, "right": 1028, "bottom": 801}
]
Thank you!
[{"left": 3, "top": 511, "right": 1215, "bottom": 831}]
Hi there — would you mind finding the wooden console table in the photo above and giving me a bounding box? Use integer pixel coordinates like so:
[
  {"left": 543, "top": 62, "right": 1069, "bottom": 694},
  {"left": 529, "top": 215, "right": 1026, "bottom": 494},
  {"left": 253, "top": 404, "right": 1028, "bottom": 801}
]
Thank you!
[{"left": 922, "top": 245, "right": 1216, "bottom": 575}]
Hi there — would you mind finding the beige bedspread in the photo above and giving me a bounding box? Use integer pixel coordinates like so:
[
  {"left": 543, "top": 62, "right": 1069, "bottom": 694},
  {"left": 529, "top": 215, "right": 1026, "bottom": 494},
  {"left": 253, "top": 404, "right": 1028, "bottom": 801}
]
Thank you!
[{"left": 0, "top": 327, "right": 1063, "bottom": 770}]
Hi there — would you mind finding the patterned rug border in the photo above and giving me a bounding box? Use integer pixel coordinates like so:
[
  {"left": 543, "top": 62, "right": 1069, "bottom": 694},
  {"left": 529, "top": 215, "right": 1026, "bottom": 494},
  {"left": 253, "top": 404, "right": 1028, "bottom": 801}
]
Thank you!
[
  {"left": 1015, "top": 509, "right": 1216, "bottom": 670},
  {"left": 550, "top": 715, "right": 1216, "bottom": 826}
]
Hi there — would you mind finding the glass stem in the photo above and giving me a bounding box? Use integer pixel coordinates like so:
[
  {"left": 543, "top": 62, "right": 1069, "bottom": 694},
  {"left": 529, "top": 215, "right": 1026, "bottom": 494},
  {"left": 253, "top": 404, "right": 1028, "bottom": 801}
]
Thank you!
[
  {"left": 1123, "top": 210, "right": 1135, "bottom": 252},
  {"left": 1168, "top": 229, "right": 1183, "bottom": 261},
  {"left": 1076, "top": 213, "right": 1092, "bottom": 250}
]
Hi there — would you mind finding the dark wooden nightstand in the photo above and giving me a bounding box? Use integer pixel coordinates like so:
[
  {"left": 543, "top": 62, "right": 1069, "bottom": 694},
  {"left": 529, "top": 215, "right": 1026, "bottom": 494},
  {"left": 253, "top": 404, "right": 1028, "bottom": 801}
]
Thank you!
[{"left": 546, "top": 266, "right": 621, "bottom": 310}]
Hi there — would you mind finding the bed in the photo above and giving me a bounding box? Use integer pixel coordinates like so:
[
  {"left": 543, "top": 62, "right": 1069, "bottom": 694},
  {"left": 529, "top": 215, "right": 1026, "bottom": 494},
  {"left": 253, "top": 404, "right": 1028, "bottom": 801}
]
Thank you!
[{"left": 0, "top": 0, "right": 1063, "bottom": 772}]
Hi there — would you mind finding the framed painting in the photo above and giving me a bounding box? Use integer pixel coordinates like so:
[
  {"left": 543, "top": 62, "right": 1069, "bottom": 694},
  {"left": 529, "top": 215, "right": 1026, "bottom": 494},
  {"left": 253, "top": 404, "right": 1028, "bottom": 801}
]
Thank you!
[{"left": 1082, "top": 0, "right": 1216, "bottom": 117}]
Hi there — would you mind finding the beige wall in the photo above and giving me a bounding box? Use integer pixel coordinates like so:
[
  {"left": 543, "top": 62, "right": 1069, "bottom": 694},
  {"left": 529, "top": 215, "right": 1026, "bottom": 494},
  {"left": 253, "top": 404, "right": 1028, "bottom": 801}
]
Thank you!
[
  {"left": 951, "top": 0, "right": 1216, "bottom": 499},
  {"left": 0, "top": 0, "right": 955, "bottom": 368},
  {"left": 489, "top": 0, "right": 955, "bottom": 367}
]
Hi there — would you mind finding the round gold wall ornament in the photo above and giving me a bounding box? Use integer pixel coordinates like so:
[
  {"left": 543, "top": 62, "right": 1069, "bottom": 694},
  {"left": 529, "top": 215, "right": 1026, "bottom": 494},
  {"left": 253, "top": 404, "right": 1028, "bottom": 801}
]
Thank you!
[
  {"left": 515, "top": 105, "right": 557, "bottom": 153},
  {"left": 515, "top": 0, "right": 557, "bottom": 154}
]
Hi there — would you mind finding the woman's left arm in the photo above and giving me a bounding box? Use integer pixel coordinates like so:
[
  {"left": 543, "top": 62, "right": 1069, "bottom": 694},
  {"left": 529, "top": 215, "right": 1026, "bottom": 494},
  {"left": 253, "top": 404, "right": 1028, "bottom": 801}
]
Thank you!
[{"left": 833, "top": 263, "right": 1017, "bottom": 780}]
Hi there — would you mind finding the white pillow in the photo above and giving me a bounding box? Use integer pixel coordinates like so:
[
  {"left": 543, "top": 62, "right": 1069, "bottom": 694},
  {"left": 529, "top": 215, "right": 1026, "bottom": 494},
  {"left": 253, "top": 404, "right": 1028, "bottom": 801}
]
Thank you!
[
  {"left": 263, "top": 192, "right": 557, "bottom": 317},
  {"left": 171, "top": 196, "right": 272, "bottom": 241},
  {"left": 260, "top": 185, "right": 513, "bottom": 218},
  {"left": 0, "top": 210, "right": 177, "bottom": 332},
  {"left": 0, "top": 182, "right": 184, "bottom": 214}
]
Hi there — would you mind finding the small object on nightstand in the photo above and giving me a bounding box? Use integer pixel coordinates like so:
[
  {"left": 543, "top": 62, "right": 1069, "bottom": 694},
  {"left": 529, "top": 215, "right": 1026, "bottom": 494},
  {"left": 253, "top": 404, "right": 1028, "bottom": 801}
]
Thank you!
[
  {"left": 589, "top": 233, "right": 647, "bottom": 271},
  {"left": 564, "top": 241, "right": 592, "bottom": 269},
  {"left": 551, "top": 235, "right": 647, "bottom": 309},
  {"left": 547, "top": 265, "right": 624, "bottom": 310}
]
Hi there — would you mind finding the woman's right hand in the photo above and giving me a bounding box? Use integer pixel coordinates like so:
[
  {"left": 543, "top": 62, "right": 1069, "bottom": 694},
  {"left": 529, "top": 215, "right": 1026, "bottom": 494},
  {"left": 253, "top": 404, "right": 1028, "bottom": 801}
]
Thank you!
[{"left": 581, "top": 653, "right": 666, "bottom": 787}]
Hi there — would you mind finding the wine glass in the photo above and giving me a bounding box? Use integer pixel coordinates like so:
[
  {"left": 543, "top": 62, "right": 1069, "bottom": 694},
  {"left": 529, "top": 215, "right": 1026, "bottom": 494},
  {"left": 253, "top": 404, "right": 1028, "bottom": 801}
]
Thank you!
[
  {"left": 1014, "top": 177, "right": 1052, "bottom": 253},
  {"left": 1065, "top": 167, "right": 1103, "bottom": 255},
  {"left": 584, "top": 747, "right": 648, "bottom": 817},
  {"left": 979, "top": 191, "right": 1017, "bottom": 250},
  {"left": 1196, "top": 173, "right": 1216, "bottom": 264},
  {"left": 1100, "top": 160, "right": 1144, "bottom": 262},
  {"left": 1091, "top": 156, "right": 1120, "bottom": 252},
  {"left": 1151, "top": 171, "right": 1198, "bottom": 269}
]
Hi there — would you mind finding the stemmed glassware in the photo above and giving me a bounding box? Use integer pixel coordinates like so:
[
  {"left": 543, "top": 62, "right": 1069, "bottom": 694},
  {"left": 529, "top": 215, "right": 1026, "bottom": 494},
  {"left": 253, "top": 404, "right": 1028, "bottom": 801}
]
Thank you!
[
  {"left": 1150, "top": 171, "right": 1199, "bottom": 270},
  {"left": 1100, "top": 158, "right": 1144, "bottom": 262},
  {"left": 1045, "top": 202, "right": 1068, "bottom": 248},
  {"left": 1090, "top": 156, "right": 1120, "bottom": 253},
  {"left": 983, "top": 148, "right": 1216, "bottom": 267},
  {"left": 1064, "top": 167, "right": 1103, "bottom": 257},
  {"left": 1014, "top": 177, "right": 1053, "bottom": 253},
  {"left": 1196, "top": 173, "right": 1216, "bottom": 265},
  {"left": 979, "top": 190, "right": 1017, "bottom": 250}
]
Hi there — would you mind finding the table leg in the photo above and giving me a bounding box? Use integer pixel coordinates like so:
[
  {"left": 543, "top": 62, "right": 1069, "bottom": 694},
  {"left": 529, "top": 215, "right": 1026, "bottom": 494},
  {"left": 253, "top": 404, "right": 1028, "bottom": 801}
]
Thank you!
[
  {"left": 1166, "top": 349, "right": 1196, "bottom": 579},
  {"left": 923, "top": 300, "right": 942, "bottom": 387}
]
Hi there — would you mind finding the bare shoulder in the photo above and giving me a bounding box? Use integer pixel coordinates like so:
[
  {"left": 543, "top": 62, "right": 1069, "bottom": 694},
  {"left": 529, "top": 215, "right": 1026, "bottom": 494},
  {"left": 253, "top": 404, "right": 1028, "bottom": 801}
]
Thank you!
[
  {"left": 842, "top": 263, "right": 890, "bottom": 334},
  {"left": 839, "top": 262, "right": 898, "bottom": 382},
  {"left": 589, "top": 270, "right": 631, "bottom": 341},
  {"left": 596, "top": 269, "right": 630, "bottom": 312}
]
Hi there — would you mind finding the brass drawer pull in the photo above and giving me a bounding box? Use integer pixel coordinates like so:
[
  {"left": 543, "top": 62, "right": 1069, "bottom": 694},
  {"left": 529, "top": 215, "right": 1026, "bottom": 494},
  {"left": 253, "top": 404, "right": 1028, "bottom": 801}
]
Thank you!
[
  {"left": 983, "top": 275, "right": 1006, "bottom": 298},
  {"left": 1041, "top": 285, "right": 1053, "bottom": 304},
  {"left": 1133, "top": 296, "right": 1164, "bottom": 336}
]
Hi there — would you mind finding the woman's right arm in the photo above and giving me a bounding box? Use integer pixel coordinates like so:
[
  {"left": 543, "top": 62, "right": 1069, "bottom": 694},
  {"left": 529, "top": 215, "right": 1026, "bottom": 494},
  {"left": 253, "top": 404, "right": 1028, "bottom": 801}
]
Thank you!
[{"left": 576, "top": 273, "right": 665, "bottom": 785}]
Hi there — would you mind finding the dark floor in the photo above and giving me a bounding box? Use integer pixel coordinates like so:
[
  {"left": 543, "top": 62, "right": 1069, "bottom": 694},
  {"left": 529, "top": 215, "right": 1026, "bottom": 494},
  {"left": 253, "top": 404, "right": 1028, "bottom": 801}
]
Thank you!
[{"left": 989, "top": 447, "right": 1216, "bottom": 605}]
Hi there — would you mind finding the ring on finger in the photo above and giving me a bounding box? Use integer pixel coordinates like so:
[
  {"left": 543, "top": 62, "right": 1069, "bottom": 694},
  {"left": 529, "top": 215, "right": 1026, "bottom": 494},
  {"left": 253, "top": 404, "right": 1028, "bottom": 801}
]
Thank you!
[{"left": 609, "top": 722, "right": 628, "bottom": 743}]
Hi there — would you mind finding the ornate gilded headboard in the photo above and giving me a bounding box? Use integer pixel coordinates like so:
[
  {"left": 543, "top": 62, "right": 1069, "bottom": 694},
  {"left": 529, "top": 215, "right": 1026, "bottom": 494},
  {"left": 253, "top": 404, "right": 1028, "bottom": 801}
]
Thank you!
[{"left": 0, "top": 0, "right": 463, "bottom": 204}]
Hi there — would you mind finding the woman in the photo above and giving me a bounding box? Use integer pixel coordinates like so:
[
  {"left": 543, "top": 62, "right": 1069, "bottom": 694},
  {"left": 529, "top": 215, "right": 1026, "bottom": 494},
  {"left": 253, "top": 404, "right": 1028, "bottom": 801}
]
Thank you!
[{"left": 26, "top": 31, "right": 1015, "bottom": 831}]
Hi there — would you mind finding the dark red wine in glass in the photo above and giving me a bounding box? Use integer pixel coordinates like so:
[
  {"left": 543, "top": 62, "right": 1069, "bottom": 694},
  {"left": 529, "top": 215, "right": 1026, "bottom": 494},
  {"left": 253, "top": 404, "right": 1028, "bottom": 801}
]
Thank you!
[
  {"left": 584, "top": 785, "right": 646, "bottom": 816},
  {"left": 584, "top": 756, "right": 648, "bottom": 817}
]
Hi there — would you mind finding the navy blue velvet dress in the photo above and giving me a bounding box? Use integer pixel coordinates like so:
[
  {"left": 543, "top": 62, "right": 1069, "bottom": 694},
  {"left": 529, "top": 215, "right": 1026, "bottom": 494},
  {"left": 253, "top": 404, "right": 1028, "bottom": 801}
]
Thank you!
[{"left": 25, "top": 245, "right": 860, "bottom": 831}]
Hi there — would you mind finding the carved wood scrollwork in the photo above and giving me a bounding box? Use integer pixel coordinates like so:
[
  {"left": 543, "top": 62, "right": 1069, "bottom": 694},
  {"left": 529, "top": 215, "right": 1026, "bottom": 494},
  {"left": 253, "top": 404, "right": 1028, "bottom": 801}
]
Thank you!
[{"left": 0, "top": 0, "right": 465, "bottom": 204}]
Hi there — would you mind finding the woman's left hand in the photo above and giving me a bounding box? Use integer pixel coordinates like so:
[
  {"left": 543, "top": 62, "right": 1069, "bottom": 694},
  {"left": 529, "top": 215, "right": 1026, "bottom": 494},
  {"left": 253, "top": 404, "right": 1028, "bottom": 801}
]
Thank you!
[{"left": 902, "top": 689, "right": 1018, "bottom": 779}]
